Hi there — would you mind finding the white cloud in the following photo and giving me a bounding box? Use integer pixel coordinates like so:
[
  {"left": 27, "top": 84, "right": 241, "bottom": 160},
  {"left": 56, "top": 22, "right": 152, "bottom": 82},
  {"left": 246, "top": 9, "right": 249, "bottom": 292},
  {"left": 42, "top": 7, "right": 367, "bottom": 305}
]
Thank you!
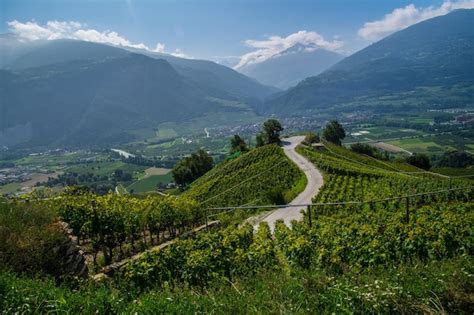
[
  {"left": 153, "top": 43, "right": 166, "bottom": 53},
  {"left": 358, "top": 0, "right": 474, "bottom": 41},
  {"left": 7, "top": 20, "right": 189, "bottom": 57},
  {"left": 170, "top": 48, "right": 190, "bottom": 58},
  {"left": 234, "top": 30, "right": 343, "bottom": 69}
]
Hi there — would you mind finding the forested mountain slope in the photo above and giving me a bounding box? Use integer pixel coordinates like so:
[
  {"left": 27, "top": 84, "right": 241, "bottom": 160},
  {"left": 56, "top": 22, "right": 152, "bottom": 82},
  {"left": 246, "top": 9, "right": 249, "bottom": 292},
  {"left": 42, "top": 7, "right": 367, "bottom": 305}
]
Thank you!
[
  {"left": 267, "top": 9, "right": 474, "bottom": 115},
  {"left": 0, "top": 39, "right": 277, "bottom": 148},
  {"left": 1, "top": 54, "right": 232, "bottom": 146}
]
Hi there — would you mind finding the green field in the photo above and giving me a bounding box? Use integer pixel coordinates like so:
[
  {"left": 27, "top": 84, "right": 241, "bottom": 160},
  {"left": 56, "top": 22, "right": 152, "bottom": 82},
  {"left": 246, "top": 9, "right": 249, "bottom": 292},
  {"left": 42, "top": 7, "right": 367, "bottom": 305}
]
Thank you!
[
  {"left": 155, "top": 128, "right": 178, "bottom": 140},
  {"left": 11, "top": 151, "right": 101, "bottom": 171},
  {"left": 127, "top": 173, "right": 173, "bottom": 193},
  {"left": 128, "top": 110, "right": 262, "bottom": 146},
  {"left": 0, "top": 182, "right": 21, "bottom": 194},
  {"left": 387, "top": 133, "right": 473, "bottom": 154},
  {"left": 344, "top": 125, "right": 427, "bottom": 143},
  {"left": 141, "top": 137, "right": 231, "bottom": 158},
  {"left": 66, "top": 161, "right": 147, "bottom": 178}
]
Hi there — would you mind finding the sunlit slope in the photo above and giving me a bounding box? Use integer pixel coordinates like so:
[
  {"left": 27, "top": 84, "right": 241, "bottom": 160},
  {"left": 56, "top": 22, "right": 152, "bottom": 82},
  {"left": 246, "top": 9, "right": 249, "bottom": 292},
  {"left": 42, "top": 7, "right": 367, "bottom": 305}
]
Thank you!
[
  {"left": 298, "top": 143, "right": 472, "bottom": 206},
  {"left": 186, "top": 145, "right": 304, "bottom": 208}
]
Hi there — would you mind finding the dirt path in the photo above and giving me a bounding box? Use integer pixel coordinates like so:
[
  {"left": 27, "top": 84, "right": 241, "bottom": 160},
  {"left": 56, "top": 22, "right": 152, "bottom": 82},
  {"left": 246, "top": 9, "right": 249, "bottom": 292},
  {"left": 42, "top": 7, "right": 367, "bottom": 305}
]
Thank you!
[{"left": 252, "top": 136, "right": 324, "bottom": 231}]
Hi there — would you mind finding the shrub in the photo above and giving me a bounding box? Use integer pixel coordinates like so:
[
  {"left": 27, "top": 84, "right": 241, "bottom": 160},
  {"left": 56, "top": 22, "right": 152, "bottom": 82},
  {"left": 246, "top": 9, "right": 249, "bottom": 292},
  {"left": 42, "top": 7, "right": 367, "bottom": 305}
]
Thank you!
[
  {"left": 407, "top": 153, "right": 431, "bottom": 170},
  {"left": 0, "top": 199, "right": 66, "bottom": 277},
  {"left": 303, "top": 132, "right": 320, "bottom": 145}
]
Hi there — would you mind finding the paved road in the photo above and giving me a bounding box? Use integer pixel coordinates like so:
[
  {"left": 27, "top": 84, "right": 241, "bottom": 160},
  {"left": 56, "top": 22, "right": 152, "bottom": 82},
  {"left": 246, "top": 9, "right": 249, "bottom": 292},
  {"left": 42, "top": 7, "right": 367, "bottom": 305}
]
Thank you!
[{"left": 253, "top": 136, "right": 324, "bottom": 231}]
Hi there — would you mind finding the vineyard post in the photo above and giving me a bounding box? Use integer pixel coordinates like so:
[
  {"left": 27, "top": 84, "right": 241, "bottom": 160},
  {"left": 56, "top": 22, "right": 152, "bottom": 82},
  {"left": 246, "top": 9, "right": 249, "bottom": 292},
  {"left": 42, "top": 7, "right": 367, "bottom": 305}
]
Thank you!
[
  {"left": 405, "top": 196, "right": 410, "bottom": 223},
  {"left": 307, "top": 205, "right": 312, "bottom": 228},
  {"left": 205, "top": 208, "right": 209, "bottom": 231}
]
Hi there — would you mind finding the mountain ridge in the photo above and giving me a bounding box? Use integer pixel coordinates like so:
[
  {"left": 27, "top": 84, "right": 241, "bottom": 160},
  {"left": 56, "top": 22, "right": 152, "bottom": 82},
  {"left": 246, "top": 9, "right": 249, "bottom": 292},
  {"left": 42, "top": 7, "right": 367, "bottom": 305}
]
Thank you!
[
  {"left": 266, "top": 9, "right": 474, "bottom": 115},
  {"left": 237, "top": 44, "right": 343, "bottom": 89},
  {"left": 0, "top": 39, "right": 277, "bottom": 148}
]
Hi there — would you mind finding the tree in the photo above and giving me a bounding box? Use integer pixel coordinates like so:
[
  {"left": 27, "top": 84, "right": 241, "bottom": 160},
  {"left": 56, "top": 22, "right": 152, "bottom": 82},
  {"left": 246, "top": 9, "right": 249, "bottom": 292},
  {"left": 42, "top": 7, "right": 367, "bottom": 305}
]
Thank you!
[
  {"left": 256, "top": 119, "right": 284, "bottom": 147},
  {"left": 322, "top": 120, "right": 346, "bottom": 145},
  {"left": 437, "top": 150, "right": 474, "bottom": 168},
  {"left": 113, "top": 169, "right": 132, "bottom": 181},
  {"left": 406, "top": 153, "right": 431, "bottom": 170},
  {"left": 256, "top": 134, "right": 265, "bottom": 147},
  {"left": 303, "top": 132, "right": 320, "bottom": 145},
  {"left": 172, "top": 149, "right": 214, "bottom": 187},
  {"left": 230, "top": 135, "right": 249, "bottom": 154},
  {"left": 350, "top": 142, "right": 388, "bottom": 160},
  {"left": 350, "top": 143, "right": 376, "bottom": 156}
]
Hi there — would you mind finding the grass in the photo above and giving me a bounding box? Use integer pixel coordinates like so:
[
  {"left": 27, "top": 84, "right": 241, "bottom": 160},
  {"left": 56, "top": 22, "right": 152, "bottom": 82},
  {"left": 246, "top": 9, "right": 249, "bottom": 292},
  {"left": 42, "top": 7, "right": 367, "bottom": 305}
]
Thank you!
[
  {"left": 155, "top": 127, "right": 178, "bottom": 140},
  {"left": 386, "top": 132, "right": 472, "bottom": 153},
  {"left": 386, "top": 133, "right": 474, "bottom": 154},
  {"left": 387, "top": 138, "right": 445, "bottom": 152},
  {"left": 14, "top": 151, "right": 102, "bottom": 171},
  {"left": 0, "top": 182, "right": 21, "bottom": 194},
  {"left": 432, "top": 167, "right": 474, "bottom": 177},
  {"left": 143, "top": 167, "right": 171, "bottom": 177},
  {"left": 127, "top": 173, "right": 173, "bottom": 193},
  {"left": 66, "top": 161, "right": 146, "bottom": 178},
  {"left": 282, "top": 171, "right": 308, "bottom": 203},
  {"left": 1, "top": 252, "right": 472, "bottom": 314}
]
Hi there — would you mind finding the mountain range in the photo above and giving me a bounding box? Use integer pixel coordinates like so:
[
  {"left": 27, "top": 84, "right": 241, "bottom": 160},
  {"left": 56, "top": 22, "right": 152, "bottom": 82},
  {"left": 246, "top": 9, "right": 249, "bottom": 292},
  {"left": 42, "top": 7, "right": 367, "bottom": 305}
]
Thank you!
[
  {"left": 266, "top": 9, "right": 474, "bottom": 115},
  {"left": 0, "top": 38, "right": 276, "bottom": 148},
  {"left": 1, "top": 9, "right": 473, "bottom": 149},
  {"left": 237, "top": 44, "right": 344, "bottom": 89}
]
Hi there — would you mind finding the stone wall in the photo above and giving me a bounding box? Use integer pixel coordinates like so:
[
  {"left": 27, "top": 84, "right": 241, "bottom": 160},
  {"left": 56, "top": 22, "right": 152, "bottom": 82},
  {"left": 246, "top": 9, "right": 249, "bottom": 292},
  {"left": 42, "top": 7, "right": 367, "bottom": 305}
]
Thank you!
[{"left": 55, "top": 221, "right": 89, "bottom": 278}]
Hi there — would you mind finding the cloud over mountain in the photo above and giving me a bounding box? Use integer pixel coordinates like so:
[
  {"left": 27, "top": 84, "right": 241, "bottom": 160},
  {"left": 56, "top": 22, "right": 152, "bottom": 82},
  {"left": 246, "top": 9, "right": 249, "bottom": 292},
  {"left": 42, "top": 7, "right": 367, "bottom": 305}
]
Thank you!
[
  {"left": 7, "top": 20, "right": 190, "bottom": 57},
  {"left": 358, "top": 0, "right": 474, "bottom": 41},
  {"left": 234, "top": 30, "right": 343, "bottom": 69}
]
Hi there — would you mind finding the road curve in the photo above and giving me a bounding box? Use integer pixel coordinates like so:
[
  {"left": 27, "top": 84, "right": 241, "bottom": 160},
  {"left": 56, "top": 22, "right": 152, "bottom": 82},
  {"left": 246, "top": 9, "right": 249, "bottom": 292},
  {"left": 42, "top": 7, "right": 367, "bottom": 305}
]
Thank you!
[{"left": 254, "top": 136, "right": 324, "bottom": 231}]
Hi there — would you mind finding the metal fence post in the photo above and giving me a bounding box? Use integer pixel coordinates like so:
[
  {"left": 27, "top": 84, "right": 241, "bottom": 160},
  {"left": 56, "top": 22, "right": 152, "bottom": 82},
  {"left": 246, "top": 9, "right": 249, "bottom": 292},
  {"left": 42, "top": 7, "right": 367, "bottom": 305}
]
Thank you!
[
  {"left": 405, "top": 197, "right": 410, "bottom": 223},
  {"left": 307, "top": 205, "right": 312, "bottom": 228}
]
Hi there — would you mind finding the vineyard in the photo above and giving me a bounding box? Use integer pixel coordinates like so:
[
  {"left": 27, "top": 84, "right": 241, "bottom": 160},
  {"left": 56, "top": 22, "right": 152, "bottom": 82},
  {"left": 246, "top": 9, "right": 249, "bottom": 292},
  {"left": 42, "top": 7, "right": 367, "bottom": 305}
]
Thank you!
[
  {"left": 1, "top": 141, "right": 473, "bottom": 313},
  {"left": 39, "top": 144, "right": 303, "bottom": 267},
  {"left": 112, "top": 145, "right": 473, "bottom": 297},
  {"left": 297, "top": 144, "right": 472, "bottom": 215},
  {"left": 4, "top": 199, "right": 470, "bottom": 313},
  {"left": 114, "top": 199, "right": 472, "bottom": 292},
  {"left": 186, "top": 144, "right": 305, "bottom": 208},
  {"left": 48, "top": 192, "right": 202, "bottom": 266}
]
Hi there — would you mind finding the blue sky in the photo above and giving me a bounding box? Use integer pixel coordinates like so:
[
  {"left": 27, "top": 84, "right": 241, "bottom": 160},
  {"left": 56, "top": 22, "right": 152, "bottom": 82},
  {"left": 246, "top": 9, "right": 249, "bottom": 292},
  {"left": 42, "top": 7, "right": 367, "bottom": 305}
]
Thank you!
[{"left": 1, "top": 0, "right": 472, "bottom": 67}]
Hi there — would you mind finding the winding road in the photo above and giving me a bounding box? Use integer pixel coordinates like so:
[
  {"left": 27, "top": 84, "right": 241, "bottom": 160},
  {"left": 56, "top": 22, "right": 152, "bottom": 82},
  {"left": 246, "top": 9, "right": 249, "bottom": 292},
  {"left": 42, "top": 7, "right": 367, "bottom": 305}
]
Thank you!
[{"left": 253, "top": 136, "right": 324, "bottom": 231}]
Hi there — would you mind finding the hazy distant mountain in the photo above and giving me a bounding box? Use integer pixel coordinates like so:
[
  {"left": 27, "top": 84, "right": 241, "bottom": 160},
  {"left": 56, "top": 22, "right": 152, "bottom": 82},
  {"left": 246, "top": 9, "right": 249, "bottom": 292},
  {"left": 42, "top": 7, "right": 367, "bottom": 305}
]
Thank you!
[
  {"left": 0, "top": 39, "right": 278, "bottom": 148},
  {"left": 124, "top": 47, "right": 279, "bottom": 101},
  {"left": 1, "top": 55, "right": 216, "bottom": 146},
  {"left": 0, "top": 37, "right": 129, "bottom": 69},
  {"left": 266, "top": 9, "right": 474, "bottom": 115},
  {"left": 0, "top": 38, "right": 277, "bottom": 99},
  {"left": 238, "top": 44, "right": 343, "bottom": 89}
]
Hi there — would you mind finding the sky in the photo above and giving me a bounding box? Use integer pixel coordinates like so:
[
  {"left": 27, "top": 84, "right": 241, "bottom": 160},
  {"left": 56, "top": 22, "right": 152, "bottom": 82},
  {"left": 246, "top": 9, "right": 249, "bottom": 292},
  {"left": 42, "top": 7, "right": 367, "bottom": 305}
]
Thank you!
[{"left": 1, "top": 0, "right": 474, "bottom": 68}]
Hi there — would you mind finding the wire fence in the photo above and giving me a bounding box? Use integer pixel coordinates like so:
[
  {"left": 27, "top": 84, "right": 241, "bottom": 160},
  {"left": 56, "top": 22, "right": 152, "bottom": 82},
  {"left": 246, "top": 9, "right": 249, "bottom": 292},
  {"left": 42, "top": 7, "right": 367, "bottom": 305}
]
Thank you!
[{"left": 204, "top": 185, "right": 474, "bottom": 228}]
